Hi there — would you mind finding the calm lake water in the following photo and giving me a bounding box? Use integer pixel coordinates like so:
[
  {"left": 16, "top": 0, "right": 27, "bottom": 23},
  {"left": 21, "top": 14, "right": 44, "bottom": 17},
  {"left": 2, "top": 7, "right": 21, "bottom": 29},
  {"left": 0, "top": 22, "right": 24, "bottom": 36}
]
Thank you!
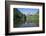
[{"left": 15, "top": 22, "right": 39, "bottom": 28}]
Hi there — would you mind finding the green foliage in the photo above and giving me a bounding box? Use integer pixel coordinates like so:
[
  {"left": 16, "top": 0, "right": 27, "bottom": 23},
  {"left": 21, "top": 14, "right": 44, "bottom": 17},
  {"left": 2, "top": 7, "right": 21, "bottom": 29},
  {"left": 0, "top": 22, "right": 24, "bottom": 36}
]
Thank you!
[
  {"left": 13, "top": 8, "right": 26, "bottom": 27},
  {"left": 27, "top": 14, "right": 39, "bottom": 24}
]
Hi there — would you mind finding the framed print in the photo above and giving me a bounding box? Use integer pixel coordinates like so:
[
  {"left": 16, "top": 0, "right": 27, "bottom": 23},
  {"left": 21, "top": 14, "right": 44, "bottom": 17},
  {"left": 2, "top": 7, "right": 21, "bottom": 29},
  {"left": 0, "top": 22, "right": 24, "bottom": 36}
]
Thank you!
[{"left": 5, "top": 1, "right": 45, "bottom": 35}]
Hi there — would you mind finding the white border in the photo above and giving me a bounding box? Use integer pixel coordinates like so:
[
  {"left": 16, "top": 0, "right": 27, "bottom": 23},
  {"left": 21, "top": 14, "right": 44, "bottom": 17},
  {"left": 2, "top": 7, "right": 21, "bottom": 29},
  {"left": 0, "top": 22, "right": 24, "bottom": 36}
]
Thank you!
[{"left": 9, "top": 5, "right": 43, "bottom": 33}]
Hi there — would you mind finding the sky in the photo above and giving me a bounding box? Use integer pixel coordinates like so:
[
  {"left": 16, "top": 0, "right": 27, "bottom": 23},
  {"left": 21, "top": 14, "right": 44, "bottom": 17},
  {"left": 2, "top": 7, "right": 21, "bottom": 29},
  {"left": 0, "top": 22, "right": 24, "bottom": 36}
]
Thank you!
[{"left": 17, "top": 8, "right": 39, "bottom": 15}]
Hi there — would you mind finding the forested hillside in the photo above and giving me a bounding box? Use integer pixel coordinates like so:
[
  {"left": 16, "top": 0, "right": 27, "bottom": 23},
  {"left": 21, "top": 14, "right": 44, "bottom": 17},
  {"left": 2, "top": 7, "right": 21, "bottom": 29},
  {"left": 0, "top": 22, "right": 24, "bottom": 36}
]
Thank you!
[{"left": 13, "top": 8, "right": 26, "bottom": 27}]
